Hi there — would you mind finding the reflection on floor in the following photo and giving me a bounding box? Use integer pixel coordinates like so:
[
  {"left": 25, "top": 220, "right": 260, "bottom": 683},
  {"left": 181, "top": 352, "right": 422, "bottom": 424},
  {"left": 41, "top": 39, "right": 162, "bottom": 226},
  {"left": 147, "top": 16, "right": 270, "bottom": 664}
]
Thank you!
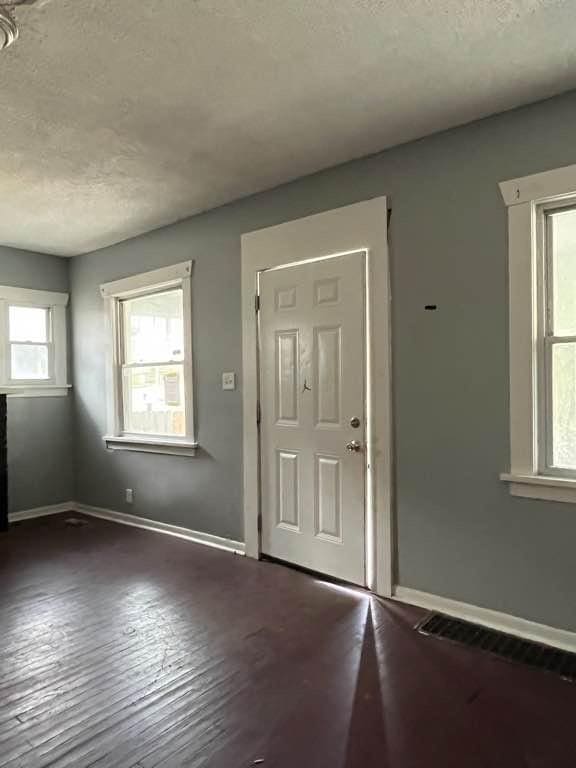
[{"left": 1, "top": 513, "right": 575, "bottom": 767}]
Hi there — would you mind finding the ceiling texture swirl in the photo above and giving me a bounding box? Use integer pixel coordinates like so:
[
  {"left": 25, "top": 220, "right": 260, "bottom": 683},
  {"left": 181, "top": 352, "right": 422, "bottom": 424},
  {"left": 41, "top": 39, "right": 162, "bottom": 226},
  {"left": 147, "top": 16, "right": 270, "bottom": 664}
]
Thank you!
[{"left": 2, "top": 0, "right": 576, "bottom": 256}]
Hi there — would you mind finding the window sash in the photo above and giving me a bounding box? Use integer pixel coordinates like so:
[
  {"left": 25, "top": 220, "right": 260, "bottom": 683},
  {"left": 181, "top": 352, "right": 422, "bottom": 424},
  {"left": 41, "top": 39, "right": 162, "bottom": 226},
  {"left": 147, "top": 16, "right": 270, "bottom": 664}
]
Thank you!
[
  {"left": 117, "top": 287, "right": 186, "bottom": 438},
  {"left": 542, "top": 338, "right": 575, "bottom": 475},
  {"left": 8, "top": 304, "right": 50, "bottom": 343},
  {"left": 119, "top": 287, "right": 184, "bottom": 367},
  {"left": 540, "top": 204, "right": 576, "bottom": 477},
  {"left": 121, "top": 361, "right": 186, "bottom": 437},
  {"left": 8, "top": 341, "right": 54, "bottom": 383}
]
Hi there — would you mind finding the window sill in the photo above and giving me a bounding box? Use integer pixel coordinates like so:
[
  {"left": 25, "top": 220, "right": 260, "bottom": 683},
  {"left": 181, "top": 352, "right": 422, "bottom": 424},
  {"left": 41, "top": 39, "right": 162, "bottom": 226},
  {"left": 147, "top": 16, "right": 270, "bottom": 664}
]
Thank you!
[
  {"left": 0, "top": 385, "right": 71, "bottom": 398},
  {"left": 501, "top": 472, "right": 576, "bottom": 503},
  {"left": 103, "top": 435, "right": 198, "bottom": 457}
]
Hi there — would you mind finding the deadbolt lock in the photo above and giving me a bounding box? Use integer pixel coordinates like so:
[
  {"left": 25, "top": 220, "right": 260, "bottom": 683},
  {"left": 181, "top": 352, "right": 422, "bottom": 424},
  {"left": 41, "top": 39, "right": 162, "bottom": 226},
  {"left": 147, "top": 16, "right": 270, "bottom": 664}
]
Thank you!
[{"left": 350, "top": 417, "right": 361, "bottom": 429}]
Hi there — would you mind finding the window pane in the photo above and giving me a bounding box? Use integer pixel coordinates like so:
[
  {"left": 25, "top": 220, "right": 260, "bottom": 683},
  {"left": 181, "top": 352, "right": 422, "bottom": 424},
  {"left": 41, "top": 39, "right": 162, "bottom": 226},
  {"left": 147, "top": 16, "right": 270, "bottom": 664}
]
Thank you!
[
  {"left": 9, "top": 306, "right": 48, "bottom": 343},
  {"left": 551, "top": 342, "right": 576, "bottom": 469},
  {"left": 123, "top": 290, "right": 184, "bottom": 364},
  {"left": 122, "top": 364, "right": 185, "bottom": 436},
  {"left": 11, "top": 344, "right": 49, "bottom": 380}
]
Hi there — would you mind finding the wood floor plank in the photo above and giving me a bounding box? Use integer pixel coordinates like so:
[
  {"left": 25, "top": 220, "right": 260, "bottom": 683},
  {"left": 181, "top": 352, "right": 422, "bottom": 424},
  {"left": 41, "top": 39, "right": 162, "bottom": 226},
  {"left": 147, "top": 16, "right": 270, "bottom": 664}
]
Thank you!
[{"left": 1, "top": 513, "right": 576, "bottom": 767}]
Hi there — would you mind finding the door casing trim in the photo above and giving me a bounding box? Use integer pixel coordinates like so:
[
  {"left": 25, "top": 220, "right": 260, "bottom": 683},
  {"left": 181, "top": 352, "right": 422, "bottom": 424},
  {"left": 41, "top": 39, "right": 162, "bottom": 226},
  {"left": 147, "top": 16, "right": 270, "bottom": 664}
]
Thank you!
[{"left": 241, "top": 197, "right": 394, "bottom": 597}]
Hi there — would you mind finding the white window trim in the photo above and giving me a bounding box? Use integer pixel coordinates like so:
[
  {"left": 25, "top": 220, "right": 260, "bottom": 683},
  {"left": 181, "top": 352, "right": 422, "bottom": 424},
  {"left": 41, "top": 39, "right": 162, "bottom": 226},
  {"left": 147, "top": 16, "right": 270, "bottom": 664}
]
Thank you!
[
  {"left": 500, "top": 162, "right": 576, "bottom": 503},
  {"left": 0, "top": 284, "right": 69, "bottom": 398},
  {"left": 100, "top": 261, "right": 197, "bottom": 457}
]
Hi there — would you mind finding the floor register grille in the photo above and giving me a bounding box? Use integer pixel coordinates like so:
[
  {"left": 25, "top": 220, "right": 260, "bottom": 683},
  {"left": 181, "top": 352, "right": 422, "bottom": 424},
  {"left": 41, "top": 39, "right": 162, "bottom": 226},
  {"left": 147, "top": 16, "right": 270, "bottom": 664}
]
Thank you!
[{"left": 417, "top": 613, "right": 576, "bottom": 682}]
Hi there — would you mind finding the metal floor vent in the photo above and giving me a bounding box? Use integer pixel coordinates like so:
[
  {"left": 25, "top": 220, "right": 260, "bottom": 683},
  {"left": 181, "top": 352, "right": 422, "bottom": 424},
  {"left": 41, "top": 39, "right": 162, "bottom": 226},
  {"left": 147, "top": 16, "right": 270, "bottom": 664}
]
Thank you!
[{"left": 417, "top": 613, "right": 576, "bottom": 682}]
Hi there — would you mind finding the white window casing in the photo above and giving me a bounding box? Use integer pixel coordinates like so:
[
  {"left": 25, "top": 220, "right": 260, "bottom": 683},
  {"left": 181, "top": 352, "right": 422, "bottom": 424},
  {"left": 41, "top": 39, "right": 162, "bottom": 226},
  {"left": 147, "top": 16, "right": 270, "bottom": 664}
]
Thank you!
[
  {"left": 0, "top": 285, "right": 69, "bottom": 398},
  {"left": 500, "top": 163, "right": 576, "bottom": 502},
  {"left": 100, "top": 261, "right": 197, "bottom": 457}
]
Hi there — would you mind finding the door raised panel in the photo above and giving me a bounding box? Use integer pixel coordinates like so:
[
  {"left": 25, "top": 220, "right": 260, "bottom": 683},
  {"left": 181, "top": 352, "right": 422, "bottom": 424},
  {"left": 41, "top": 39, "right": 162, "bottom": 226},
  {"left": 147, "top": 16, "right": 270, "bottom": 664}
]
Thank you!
[
  {"left": 276, "top": 450, "right": 300, "bottom": 531},
  {"left": 276, "top": 330, "right": 299, "bottom": 424},
  {"left": 315, "top": 454, "right": 342, "bottom": 543},
  {"left": 314, "top": 326, "right": 341, "bottom": 427},
  {"left": 275, "top": 286, "right": 297, "bottom": 311},
  {"left": 314, "top": 278, "right": 340, "bottom": 306}
]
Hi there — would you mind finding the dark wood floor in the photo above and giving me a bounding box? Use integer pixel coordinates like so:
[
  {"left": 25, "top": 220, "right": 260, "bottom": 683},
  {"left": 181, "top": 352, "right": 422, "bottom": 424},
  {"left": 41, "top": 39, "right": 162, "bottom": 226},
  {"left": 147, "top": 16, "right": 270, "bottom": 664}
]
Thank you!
[{"left": 1, "top": 515, "right": 575, "bottom": 768}]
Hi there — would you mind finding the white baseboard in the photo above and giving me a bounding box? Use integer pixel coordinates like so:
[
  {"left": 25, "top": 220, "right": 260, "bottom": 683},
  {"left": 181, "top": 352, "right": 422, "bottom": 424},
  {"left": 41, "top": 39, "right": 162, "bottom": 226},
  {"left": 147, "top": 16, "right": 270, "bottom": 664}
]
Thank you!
[
  {"left": 8, "top": 500, "right": 245, "bottom": 556},
  {"left": 75, "top": 503, "right": 246, "bottom": 556},
  {"left": 9, "top": 501, "right": 76, "bottom": 522},
  {"left": 393, "top": 586, "right": 576, "bottom": 654}
]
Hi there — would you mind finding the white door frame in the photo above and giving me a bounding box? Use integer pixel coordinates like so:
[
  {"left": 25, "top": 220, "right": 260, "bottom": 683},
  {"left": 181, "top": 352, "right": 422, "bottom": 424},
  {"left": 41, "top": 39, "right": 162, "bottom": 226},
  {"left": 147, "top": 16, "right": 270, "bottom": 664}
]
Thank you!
[{"left": 241, "top": 197, "right": 394, "bottom": 597}]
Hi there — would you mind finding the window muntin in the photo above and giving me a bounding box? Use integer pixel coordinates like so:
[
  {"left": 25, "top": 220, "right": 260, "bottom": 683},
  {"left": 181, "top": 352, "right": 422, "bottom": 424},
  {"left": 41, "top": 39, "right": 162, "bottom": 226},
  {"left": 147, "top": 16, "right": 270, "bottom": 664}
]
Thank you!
[
  {"left": 119, "top": 288, "right": 186, "bottom": 438},
  {"left": 8, "top": 304, "right": 52, "bottom": 382}
]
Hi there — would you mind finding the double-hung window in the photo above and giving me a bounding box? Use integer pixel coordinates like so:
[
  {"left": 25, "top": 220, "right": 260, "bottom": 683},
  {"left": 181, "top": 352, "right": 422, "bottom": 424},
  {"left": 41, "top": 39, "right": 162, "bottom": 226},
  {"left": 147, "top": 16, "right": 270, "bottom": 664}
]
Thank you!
[
  {"left": 101, "top": 261, "right": 197, "bottom": 456},
  {"left": 501, "top": 164, "right": 576, "bottom": 502},
  {"left": 0, "top": 285, "right": 69, "bottom": 396}
]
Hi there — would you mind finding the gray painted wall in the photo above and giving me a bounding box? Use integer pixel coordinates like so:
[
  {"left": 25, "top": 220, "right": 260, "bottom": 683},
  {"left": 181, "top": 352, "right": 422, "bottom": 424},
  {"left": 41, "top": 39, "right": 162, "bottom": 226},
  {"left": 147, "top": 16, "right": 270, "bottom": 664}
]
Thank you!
[
  {"left": 0, "top": 246, "right": 74, "bottom": 512},
  {"left": 71, "top": 90, "right": 576, "bottom": 632}
]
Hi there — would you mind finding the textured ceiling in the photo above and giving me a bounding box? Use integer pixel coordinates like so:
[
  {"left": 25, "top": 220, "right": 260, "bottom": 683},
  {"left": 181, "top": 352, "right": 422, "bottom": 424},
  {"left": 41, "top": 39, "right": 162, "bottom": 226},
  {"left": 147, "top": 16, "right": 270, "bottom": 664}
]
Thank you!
[{"left": 3, "top": 0, "right": 576, "bottom": 256}]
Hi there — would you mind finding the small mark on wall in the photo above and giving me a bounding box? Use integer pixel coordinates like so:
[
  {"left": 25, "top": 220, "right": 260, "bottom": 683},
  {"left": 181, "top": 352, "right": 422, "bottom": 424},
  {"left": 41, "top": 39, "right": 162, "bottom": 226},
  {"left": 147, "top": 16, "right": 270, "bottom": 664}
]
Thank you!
[{"left": 424, "top": 305, "right": 437, "bottom": 311}]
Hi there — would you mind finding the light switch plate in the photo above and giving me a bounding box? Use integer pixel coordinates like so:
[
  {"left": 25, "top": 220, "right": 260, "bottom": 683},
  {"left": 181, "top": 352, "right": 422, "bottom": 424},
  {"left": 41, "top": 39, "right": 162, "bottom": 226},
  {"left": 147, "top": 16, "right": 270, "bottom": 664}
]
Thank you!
[{"left": 222, "top": 372, "right": 236, "bottom": 391}]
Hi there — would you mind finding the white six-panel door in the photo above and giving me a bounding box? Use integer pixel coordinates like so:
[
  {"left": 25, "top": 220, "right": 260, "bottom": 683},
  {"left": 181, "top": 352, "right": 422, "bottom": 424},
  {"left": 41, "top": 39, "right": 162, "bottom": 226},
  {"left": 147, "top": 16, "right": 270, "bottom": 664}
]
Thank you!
[{"left": 259, "top": 251, "right": 366, "bottom": 585}]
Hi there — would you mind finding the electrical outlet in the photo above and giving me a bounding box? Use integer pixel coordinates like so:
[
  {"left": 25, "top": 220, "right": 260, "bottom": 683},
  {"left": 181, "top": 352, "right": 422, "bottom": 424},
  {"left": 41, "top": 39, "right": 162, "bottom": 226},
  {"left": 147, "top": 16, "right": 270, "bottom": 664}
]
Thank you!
[{"left": 125, "top": 488, "right": 134, "bottom": 504}]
